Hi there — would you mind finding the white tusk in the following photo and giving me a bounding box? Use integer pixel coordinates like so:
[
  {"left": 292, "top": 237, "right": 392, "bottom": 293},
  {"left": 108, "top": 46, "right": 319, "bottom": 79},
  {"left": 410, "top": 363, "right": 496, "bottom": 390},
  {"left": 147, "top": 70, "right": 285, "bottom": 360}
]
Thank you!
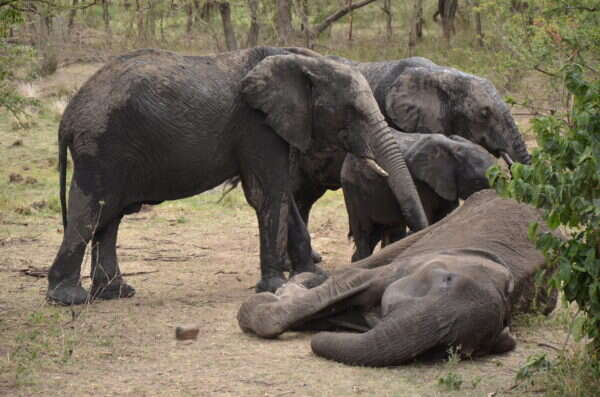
[
  {"left": 365, "top": 158, "right": 389, "bottom": 177},
  {"left": 501, "top": 152, "right": 515, "bottom": 167}
]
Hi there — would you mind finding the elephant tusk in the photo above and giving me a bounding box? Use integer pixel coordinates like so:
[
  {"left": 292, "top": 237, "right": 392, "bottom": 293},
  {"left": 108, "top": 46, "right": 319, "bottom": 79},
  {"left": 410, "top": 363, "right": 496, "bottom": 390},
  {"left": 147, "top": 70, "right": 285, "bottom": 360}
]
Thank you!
[
  {"left": 501, "top": 151, "right": 514, "bottom": 168},
  {"left": 365, "top": 158, "right": 389, "bottom": 177}
]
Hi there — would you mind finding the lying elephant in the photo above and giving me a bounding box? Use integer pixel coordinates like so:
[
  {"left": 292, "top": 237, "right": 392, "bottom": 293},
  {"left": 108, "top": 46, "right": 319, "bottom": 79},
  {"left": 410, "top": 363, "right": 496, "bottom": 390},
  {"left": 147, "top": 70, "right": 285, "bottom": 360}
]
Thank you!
[
  {"left": 292, "top": 55, "right": 529, "bottom": 262},
  {"left": 238, "top": 190, "right": 557, "bottom": 367},
  {"left": 342, "top": 133, "right": 495, "bottom": 261},
  {"left": 48, "top": 47, "right": 429, "bottom": 305}
]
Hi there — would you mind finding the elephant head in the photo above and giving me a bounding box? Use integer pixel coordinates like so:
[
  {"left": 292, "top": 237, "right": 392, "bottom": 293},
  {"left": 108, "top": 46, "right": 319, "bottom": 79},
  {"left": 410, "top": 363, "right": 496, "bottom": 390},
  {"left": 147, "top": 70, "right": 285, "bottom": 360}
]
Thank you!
[
  {"left": 310, "top": 253, "right": 515, "bottom": 366},
  {"left": 405, "top": 134, "right": 496, "bottom": 202},
  {"left": 383, "top": 64, "right": 531, "bottom": 164},
  {"left": 241, "top": 54, "right": 429, "bottom": 231}
]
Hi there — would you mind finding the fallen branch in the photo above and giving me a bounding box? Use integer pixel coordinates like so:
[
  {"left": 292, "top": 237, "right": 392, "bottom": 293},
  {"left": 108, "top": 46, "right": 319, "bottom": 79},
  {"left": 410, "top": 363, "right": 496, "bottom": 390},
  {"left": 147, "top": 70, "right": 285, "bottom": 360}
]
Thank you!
[{"left": 19, "top": 266, "right": 159, "bottom": 279}]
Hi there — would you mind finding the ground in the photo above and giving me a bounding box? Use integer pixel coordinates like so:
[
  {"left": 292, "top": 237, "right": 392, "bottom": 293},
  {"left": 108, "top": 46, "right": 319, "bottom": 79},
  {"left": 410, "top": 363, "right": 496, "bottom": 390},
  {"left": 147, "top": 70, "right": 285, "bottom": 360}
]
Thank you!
[{"left": 0, "top": 64, "right": 575, "bottom": 397}]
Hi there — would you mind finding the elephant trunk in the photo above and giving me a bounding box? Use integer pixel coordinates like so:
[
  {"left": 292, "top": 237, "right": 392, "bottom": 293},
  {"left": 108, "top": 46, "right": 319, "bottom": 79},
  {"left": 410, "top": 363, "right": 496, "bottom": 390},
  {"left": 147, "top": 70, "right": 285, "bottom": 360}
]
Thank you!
[
  {"left": 368, "top": 122, "right": 429, "bottom": 231},
  {"left": 311, "top": 298, "right": 448, "bottom": 367},
  {"left": 503, "top": 111, "right": 531, "bottom": 165}
]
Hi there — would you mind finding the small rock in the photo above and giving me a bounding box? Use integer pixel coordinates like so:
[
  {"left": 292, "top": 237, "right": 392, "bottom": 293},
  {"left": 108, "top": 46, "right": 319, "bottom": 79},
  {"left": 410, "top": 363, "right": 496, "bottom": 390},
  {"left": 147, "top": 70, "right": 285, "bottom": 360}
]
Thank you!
[
  {"left": 22, "top": 166, "right": 30, "bottom": 171},
  {"left": 10, "top": 139, "right": 23, "bottom": 147},
  {"left": 9, "top": 173, "right": 23, "bottom": 183},
  {"left": 24, "top": 176, "right": 38, "bottom": 185},
  {"left": 175, "top": 325, "right": 200, "bottom": 341}
]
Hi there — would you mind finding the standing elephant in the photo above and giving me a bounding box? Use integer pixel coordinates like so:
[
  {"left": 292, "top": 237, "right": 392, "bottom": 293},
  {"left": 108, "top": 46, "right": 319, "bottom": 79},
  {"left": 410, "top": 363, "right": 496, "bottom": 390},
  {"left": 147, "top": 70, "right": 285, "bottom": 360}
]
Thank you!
[
  {"left": 293, "top": 56, "right": 530, "bottom": 256},
  {"left": 47, "top": 47, "right": 428, "bottom": 305},
  {"left": 238, "top": 190, "right": 558, "bottom": 367},
  {"left": 342, "top": 133, "right": 496, "bottom": 261}
]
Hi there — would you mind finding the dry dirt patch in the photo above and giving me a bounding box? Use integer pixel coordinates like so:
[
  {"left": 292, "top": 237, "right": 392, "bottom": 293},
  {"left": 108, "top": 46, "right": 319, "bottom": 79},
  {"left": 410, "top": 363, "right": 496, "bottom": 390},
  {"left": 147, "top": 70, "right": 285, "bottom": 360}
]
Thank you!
[{"left": 0, "top": 189, "right": 570, "bottom": 397}]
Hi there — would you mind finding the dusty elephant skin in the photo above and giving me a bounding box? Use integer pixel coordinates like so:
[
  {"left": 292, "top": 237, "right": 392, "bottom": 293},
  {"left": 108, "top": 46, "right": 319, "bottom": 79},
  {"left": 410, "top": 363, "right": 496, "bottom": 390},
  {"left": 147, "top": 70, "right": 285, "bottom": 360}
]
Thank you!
[
  {"left": 47, "top": 46, "right": 428, "bottom": 305},
  {"left": 342, "top": 133, "right": 495, "bottom": 261},
  {"left": 293, "top": 56, "right": 530, "bottom": 256},
  {"left": 238, "top": 190, "right": 558, "bottom": 367}
]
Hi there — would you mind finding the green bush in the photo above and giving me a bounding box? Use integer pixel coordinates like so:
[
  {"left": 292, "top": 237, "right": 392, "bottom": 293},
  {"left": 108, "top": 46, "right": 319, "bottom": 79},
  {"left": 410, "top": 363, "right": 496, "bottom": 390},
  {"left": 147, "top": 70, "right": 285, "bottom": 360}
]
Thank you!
[{"left": 488, "top": 65, "right": 600, "bottom": 345}]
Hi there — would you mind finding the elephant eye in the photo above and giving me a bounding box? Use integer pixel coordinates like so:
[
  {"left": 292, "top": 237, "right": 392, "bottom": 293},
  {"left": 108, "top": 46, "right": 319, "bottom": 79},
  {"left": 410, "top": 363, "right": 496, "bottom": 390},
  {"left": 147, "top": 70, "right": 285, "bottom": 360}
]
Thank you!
[{"left": 481, "top": 107, "right": 491, "bottom": 119}]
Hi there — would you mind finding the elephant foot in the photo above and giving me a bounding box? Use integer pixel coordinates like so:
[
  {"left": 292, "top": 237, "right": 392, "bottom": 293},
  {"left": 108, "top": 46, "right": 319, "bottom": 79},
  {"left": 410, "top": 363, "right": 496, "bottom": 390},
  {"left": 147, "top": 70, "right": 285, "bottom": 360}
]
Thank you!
[
  {"left": 237, "top": 292, "right": 281, "bottom": 336},
  {"left": 47, "top": 281, "right": 88, "bottom": 306},
  {"left": 90, "top": 280, "right": 136, "bottom": 301},
  {"left": 255, "top": 276, "right": 287, "bottom": 293}
]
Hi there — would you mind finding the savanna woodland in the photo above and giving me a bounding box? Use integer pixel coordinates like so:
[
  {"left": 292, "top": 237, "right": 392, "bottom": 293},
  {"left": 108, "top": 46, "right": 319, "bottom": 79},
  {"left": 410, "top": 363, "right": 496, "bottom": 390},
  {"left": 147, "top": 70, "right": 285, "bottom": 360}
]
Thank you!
[{"left": 1, "top": 1, "right": 599, "bottom": 396}]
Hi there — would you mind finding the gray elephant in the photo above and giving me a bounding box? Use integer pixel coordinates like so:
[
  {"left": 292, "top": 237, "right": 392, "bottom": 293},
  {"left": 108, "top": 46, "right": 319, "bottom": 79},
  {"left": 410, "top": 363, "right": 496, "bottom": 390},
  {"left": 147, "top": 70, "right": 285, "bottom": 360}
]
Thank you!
[
  {"left": 238, "top": 190, "right": 557, "bottom": 367},
  {"left": 293, "top": 56, "right": 529, "bottom": 261},
  {"left": 342, "top": 133, "right": 496, "bottom": 261},
  {"left": 47, "top": 46, "right": 429, "bottom": 305}
]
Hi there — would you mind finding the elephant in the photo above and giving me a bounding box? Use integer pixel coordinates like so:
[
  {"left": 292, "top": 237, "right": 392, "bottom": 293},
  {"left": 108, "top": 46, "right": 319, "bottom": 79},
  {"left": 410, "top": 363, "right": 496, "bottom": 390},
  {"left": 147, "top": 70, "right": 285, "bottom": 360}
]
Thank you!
[
  {"left": 291, "top": 56, "right": 530, "bottom": 261},
  {"left": 238, "top": 190, "right": 558, "bottom": 367},
  {"left": 342, "top": 133, "right": 496, "bottom": 261},
  {"left": 47, "top": 46, "right": 429, "bottom": 305}
]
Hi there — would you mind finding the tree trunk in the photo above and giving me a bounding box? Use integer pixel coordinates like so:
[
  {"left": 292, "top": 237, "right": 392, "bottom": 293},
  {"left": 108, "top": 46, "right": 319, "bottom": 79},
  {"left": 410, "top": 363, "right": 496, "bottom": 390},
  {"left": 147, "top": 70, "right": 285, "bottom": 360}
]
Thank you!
[
  {"left": 68, "top": 0, "right": 79, "bottom": 34},
  {"left": 102, "top": 0, "right": 111, "bottom": 34},
  {"left": 218, "top": 1, "right": 238, "bottom": 50},
  {"left": 438, "top": 0, "right": 458, "bottom": 46},
  {"left": 474, "top": 1, "right": 484, "bottom": 47},
  {"left": 382, "top": 0, "right": 392, "bottom": 40},
  {"left": 246, "top": 0, "right": 260, "bottom": 47},
  {"left": 186, "top": 1, "right": 194, "bottom": 34},
  {"left": 408, "top": 0, "right": 423, "bottom": 56},
  {"left": 276, "top": 0, "right": 293, "bottom": 45},
  {"left": 300, "top": 0, "right": 310, "bottom": 47},
  {"left": 136, "top": 0, "right": 145, "bottom": 42}
]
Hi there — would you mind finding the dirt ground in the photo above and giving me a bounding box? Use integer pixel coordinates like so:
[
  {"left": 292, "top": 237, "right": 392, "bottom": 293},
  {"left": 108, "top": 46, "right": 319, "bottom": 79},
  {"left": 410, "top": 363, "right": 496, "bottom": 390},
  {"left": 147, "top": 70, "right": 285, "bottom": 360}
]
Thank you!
[{"left": 0, "top": 64, "right": 572, "bottom": 397}]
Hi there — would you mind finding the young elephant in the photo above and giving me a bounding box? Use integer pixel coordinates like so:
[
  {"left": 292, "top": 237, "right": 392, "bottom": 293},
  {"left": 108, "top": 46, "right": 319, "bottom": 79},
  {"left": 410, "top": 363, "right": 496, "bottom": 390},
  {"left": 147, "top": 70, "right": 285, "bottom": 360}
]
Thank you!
[
  {"left": 238, "top": 190, "right": 558, "bottom": 367},
  {"left": 342, "top": 133, "right": 496, "bottom": 261}
]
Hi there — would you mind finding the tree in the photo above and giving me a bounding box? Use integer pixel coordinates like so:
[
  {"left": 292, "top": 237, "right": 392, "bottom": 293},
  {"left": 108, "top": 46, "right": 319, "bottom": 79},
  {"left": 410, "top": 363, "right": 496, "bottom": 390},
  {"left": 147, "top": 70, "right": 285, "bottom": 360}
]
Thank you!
[
  {"left": 275, "top": 0, "right": 292, "bottom": 45},
  {"left": 218, "top": 1, "right": 237, "bottom": 50},
  {"left": 433, "top": 0, "right": 458, "bottom": 45},
  {"left": 408, "top": 0, "right": 423, "bottom": 55}
]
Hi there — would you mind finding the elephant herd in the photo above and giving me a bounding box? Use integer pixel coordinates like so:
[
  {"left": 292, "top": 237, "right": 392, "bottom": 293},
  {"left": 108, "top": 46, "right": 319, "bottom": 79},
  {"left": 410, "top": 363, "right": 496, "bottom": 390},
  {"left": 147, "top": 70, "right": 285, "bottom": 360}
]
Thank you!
[{"left": 46, "top": 46, "right": 556, "bottom": 367}]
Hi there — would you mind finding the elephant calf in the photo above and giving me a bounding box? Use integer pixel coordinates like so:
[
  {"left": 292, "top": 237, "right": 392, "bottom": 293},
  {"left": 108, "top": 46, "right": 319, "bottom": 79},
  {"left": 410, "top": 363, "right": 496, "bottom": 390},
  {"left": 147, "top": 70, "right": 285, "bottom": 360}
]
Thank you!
[
  {"left": 238, "top": 190, "right": 557, "bottom": 367},
  {"left": 342, "top": 133, "right": 495, "bottom": 261}
]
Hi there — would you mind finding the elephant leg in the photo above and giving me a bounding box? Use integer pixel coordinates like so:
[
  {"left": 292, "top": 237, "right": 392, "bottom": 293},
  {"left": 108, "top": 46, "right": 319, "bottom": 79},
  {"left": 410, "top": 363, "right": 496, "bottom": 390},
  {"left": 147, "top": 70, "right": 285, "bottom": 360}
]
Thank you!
[
  {"left": 287, "top": 199, "right": 326, "bottom": 277},
  {"left": 88, "top": 215, "right": 135, "bottom": 301},
  {"left": 47, "top": 176, "right": 120, "bottom": 305},
  {"left": 294, "top": 181, "right": 327, "bottom": 263},
  {"left": 239, "top": 136, "right": 300, "bottom": 292}
]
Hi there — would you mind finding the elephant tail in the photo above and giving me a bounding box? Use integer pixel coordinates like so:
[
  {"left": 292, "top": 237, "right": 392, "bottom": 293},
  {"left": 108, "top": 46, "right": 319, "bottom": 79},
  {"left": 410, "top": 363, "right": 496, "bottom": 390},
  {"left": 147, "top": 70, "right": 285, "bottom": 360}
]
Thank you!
[
  {"left": 58, "top": 135, "right": 69, "bottom": 229},
  {"left": 217, "top": 176, "right": 242, "bottom": 204}
]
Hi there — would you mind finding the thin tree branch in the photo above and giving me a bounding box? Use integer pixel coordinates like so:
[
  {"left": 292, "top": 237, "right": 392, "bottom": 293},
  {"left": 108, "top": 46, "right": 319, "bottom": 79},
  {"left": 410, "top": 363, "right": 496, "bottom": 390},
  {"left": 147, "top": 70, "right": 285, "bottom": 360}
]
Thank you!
[{"left": 311, "top": 0, "right": 378, "bottom": 37}]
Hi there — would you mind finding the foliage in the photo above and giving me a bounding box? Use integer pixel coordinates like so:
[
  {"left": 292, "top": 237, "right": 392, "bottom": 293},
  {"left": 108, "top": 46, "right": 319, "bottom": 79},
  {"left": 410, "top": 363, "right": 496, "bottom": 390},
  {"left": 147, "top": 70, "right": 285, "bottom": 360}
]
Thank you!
[
  {"left": 488, "top": 64, "right": 600, "bottom": 344},
  {"left": 0, "top": 2, "right": 39, "bottom": 122},
  {"left": 437, "top": 372, "right": 463, "bottom": 391}
]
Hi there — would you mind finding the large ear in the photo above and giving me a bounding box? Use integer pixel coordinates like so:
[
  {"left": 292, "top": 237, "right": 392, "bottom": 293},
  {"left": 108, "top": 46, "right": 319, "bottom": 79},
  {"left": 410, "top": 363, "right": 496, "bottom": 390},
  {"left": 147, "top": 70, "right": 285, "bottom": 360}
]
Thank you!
[
  {"left": 384, "top": 66, "right": 448, "bottom": 134},
  {"left": 406, "top": 135, "right": 457, "bottom": 201},
  {"left": 241, "top": 54, "right": 314, "bottom": 153}
]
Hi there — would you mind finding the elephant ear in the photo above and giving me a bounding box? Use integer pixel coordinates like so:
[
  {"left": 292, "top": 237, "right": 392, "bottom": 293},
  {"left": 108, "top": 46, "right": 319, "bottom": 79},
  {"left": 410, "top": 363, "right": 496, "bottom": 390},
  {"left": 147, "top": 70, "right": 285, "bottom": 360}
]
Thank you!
[
  {"left": 406, "top": 135, "right": 457, "bottom": 201},
  {"left": 241, "top": 54, "right": 313, "bottom": 153},
  {"left": 384, "top": 66, "right": 449, "bottom": 134}
]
